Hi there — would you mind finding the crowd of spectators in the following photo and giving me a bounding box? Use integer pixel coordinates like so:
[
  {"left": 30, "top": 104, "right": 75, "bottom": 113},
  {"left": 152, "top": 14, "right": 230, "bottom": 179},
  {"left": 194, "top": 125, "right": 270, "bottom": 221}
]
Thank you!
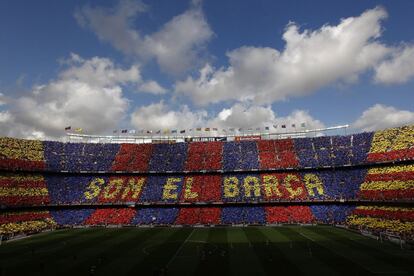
[
  {"left": 258, "top": 139, "right": 298, "bottom": 169},
  {"left": 111, "top": 144, "right": 153, "bottom": 171},
  {"left": 85, "top": 208, "right": 136, "bottom": 225},
  {"left": 1, "top": 164, "right": 413, "bottom": 208},
  {"left": 0, "top": 137, "right": 46, "bottom": 170},
  {"left": 265, "top": 206, "right": 314, "bottom": 224},
  {"left": 43, "top": 141, "right": 119, "bottom": 171},
  {"left": 0, "top": 211, "right": 56, "bottom": 236},
  {"left": 1, "top": 204, "right": 412, "bottom": 239},
  {"left": 294, "top": 132, "right": 374, "bottom": 168},
  {"left": 359, "top": 164, "right": 414, "bottom": 200},
  {"left": 1, "top": 126, "right": 414, "bottom": 173},
  {"left": 185, "top": 142, "right": 223, "bottom": 171},
  {"left": 367, "top": 125, "right": 414, "bottom": 162},
  {"left": 0, "top": 173, "right": 50, "bottom": 206},
  {"left": 1, "top": 125, "right": 414, "bottom": 238}
]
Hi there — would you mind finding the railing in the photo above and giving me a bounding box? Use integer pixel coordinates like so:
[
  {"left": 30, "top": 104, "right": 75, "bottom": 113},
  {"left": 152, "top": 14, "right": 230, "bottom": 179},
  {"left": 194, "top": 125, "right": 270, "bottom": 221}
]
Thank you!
[{"left": 66, "top": 125, "right": 350, "bottom": 144}]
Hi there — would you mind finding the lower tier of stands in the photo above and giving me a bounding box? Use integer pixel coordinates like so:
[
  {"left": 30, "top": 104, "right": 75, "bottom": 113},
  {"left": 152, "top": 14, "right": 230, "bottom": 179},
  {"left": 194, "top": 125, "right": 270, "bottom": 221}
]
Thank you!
[{"left": 1, "top": 205, "right": 413, "bottom": 241}]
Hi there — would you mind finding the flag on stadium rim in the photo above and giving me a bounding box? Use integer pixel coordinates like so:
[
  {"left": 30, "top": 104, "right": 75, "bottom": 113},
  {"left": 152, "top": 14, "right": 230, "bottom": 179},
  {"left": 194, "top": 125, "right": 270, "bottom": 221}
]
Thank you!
[
  {"left": 205, "top": 127, "right": 210, "bottom": 131},
  {"left": 265, "top": 126, "right": 269, "bottom": 130},
  {"left": 180, "top": 129, "right": 185, "bottom": 133},
  {"left": 64, "top": 126, "right": 71, "bottom": 131},
  {"left": 121, "top": 129, "right": 128, "bottom": 133},
  {"left": 75, "top": 128, "right": 83, "bottom": 133},
  {"left": 273, "top": 124, "right": 278, "bottom": 129},
  {"left": 292, "top": 124, "right": 296, "bottom": 128},
  {"left": 229, "top": 128, "right": 235, "bottom": 131},
  {"left": 129, "top": 130, "right": 136, "bottom": 134},
  {"left": 256, "top": 127, "right": 260, "bottom": 131},
  {"left": 147, "top": 130, "right": 152, "bottom": 134},
  {"left": 301, "top": 122, "right": 306, "bottom": 127},
  {"left": 196, "top": 128, "right": 202, "bottom": 131},
  {"left": 212, "top": 127, "right": 218, "bottom": 131},
  {"left": 156, "top": 130, "right": 161, "bottom": 134},
  {"left": 281, "top": 125, "right": 286, "bottom": 128},
  {"left": 172, "top": 130, "right": 177, "bottom": 133},
  {"left": 113, "top": 130, "right": 117, "bottom": 134},
  {"left": 163, "top": 129, "right": 169, "bottom": 134}
]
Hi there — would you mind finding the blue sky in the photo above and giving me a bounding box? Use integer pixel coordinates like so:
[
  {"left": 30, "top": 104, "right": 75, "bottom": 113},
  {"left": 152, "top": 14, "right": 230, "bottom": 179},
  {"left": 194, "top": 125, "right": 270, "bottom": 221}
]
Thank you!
[{"left": 1, "top": 0, "right": 414, "bottom": 139}]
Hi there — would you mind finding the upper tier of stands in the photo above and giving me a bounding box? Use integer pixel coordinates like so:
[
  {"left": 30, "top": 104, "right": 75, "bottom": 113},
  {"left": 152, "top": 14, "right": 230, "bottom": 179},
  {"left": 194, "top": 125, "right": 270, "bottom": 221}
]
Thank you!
[{"left": 1, "top": 125, "right": 413, "bottom": 173}]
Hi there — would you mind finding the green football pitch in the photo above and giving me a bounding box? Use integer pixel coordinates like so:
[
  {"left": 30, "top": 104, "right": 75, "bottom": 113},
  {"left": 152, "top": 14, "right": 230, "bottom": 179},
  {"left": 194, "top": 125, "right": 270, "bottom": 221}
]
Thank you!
[{"left": 1, "top": 226, "right": 413, "bottom": 276}]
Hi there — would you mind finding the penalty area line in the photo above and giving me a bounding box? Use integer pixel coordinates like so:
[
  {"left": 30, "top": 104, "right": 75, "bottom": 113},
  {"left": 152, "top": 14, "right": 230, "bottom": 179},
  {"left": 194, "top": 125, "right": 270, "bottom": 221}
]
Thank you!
[{"left": 166, "top": 228, "right": 195, "bottom": 268}]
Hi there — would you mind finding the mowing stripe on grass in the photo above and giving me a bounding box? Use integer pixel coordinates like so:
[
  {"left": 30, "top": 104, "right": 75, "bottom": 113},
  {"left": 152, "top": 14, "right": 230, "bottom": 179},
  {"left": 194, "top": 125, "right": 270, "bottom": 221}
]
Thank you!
[
  {"left": 93, "top": 227, "right": 168, "bottom": 275},
  {"left": 226, "top": 227, "right": 265, "bottom": 275},
  {"left": 306, "top": 226, "right": 414, "bottom": 274},
  {"left": 0, "top": 228, "right": 119, "bottom": 275},
  {"left": 277, "top": 227, "right": 374, "bottom": 275},
  {"left": 243, "top": 227, "right": 301, "bottom": 275},
  {"left": 260, "top": 227, "right": 336, "bottom": 275},
  {"left": 65, "top": 228, "right": 151, "bottom": 274},
  {"left": 166, "top": 228, "right": 195, "bottom": 268},
  {"left": 127, "top": 228, "right": 193, "bottom": 275},
  {"left": 167, "top": 228, "right": 210, "bottom": 275},
  {"left": 329, "top": 227, "right": 414, "bottom": 260},
  {"left": 194, "top": 228, "right": 230, "bottom": 276}
]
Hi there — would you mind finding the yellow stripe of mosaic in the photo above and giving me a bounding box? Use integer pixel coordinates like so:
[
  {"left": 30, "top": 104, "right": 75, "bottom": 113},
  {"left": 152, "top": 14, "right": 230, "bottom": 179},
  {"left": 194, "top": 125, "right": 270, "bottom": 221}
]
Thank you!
[
  {"left": 0, "top": 137, "right": 44, "bottom": 161},
  {"left": 360, "top": 180, "right": 414, "bottom": 191},
  {"left": 347, "top": 215, "right": 414, "bottom": 233},
  {"left": 0, "top": 187, "right": 48, "bottom": 197}
]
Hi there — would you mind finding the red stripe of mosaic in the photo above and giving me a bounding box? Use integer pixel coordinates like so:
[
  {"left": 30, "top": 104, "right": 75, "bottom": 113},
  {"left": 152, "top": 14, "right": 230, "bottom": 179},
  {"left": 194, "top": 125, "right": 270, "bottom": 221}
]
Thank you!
[
  {"left": 0, "top": 212, "right": 50, "bottom": 224},
  {"left": 0, "top": 179, "right": 46, "bottom": 188},
  {"left": 353, "top": 208, "right": 414, "bottom": 221},
  {"left": 358, "top": 189, "right": 414, "bottom": 200},
  {"left": 0, "top": 159, "right": 46, "bottom": 170},
  {"left": 364, "top": 171, "right": 414, "bottom": 182},
  {"left": 0, "top": 196, "right": 50, "bottom": 206},
  {"left": 367, "top": 148, "right": 414, "bottom": 162}
]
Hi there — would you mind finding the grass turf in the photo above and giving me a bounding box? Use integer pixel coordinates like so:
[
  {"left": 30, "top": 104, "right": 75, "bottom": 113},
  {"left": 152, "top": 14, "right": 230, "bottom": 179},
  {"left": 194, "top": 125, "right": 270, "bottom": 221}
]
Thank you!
[{"left": 1, "top": 226, "right": 413, "bottom": 275}]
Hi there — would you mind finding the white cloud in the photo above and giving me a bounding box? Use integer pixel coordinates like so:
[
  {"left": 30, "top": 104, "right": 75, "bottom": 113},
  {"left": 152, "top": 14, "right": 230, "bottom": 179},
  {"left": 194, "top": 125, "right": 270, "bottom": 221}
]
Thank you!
[
  {"left": 130, "top": 101, "right": 324, "bottom": 134},
  {"left": 75, "top": 0, "right": 213, "bottom": 75},
  {"left": 0, "top": 54, "right": 141, "bottom": 139},
  {"left": 130, "top": 100, "right": 207, "bottom": 130},
  {"left": 352, "top": 104, "right": 414, "bottom": 132},
  {"left": 0, "top": 92, "right": 7, "bottom": 106},
  {"left": 175, "top": 7, "right": 391, "bottom": 105},
  {"left": 138, "top": 80, "right": 167, "bottom": 94},
  {"left": 208, "top": 103, "right": 324, "bottom": 131},
  {"left": 374, "top": 45, "right": 414, "bottom": 84}
]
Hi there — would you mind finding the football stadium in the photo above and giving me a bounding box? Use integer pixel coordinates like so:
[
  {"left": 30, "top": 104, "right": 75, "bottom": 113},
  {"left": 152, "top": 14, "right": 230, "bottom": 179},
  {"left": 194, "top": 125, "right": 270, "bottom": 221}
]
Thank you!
[
  {"left": 2, "top": 0, "right": 414, "bottom": 275},
  {"left": 1, "top": 125, "right": 414, "bottom": 275}
]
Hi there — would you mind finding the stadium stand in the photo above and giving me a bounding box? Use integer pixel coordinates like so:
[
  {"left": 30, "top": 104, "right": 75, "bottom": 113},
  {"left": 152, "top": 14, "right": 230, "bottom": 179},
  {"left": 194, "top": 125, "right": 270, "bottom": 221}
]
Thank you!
[{"left": 0, "top": 125, "right": 413, "bottom": 240}]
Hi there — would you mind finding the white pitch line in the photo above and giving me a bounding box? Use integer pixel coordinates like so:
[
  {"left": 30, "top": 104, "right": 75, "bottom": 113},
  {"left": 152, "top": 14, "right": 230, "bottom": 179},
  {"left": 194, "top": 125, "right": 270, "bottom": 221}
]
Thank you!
[
  {"left": 166, "top": 228, "right": 195, "bottom": 268},
  {"left": 299, "top": 232, "right": 316, "bottom": 242}
]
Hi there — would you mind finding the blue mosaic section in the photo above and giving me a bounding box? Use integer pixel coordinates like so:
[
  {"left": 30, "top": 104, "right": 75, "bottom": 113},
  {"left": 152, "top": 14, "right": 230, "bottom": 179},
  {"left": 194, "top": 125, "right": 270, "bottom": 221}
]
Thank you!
[
  {"left": 43, "top": 141, "right": 119, "bottom": 171},
  {"left": 148, "top": 143, "right": 188, "bottom": 172},
  {"left": 295, "top": 132, "right": 374, "bottom": 168},
  {"left": 51, "top": 209, "right": 94, "bottom": 225},
  {"left": 310, "top": 205, "right": 355, "bottom": 223},
  {"left": 223, "top": 141, "right": 259, "bottom": 171},
  {"left": 139, "top": 176, "right": 167, "bottom": 202},
  {"left": 221, "top": 206, "right": 266, "bottom": 224},
  {"left": 131, "top": 208, "right": 179, "bottom": 224}
]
